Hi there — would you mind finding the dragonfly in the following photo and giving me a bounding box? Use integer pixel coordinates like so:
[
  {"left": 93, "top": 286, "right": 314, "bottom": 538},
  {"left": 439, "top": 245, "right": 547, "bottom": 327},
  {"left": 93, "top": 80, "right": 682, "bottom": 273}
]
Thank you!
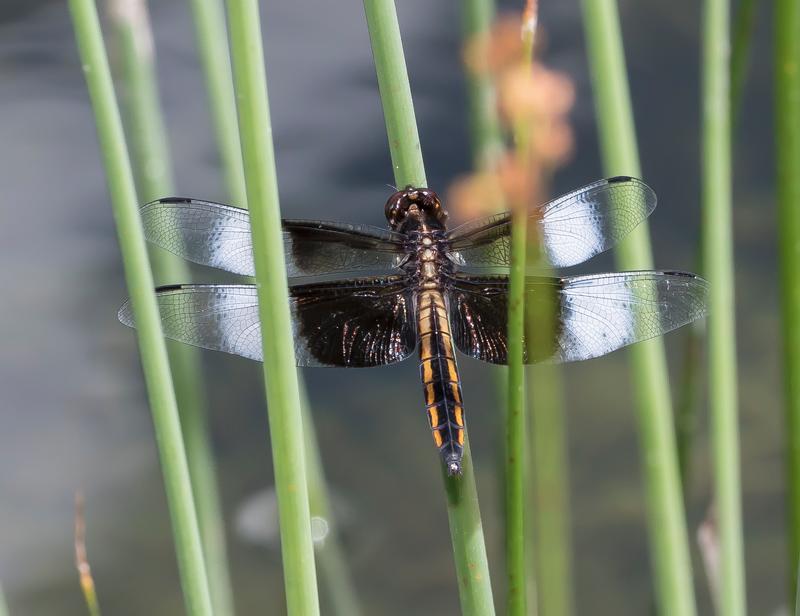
[{"left": 119, "top": 176, "right": 708, "bottom": 476}]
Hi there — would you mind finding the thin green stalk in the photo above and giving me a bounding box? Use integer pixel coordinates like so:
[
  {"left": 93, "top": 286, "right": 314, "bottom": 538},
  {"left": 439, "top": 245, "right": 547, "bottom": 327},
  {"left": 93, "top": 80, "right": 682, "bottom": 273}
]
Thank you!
[
  {"left": 109, "top": 3, "right": 236, "bottom": 614},
  {"left": 0, "top": 585, "right": 7, "bottom": 616},
  {"left": 363, "top": 1, "right": 495, "bottom": 613},
  {"left": 504, "top": 16, "right": 537, "bottom": 613},
  {"left": 362, "top": 0, "right": 425, "bottom": 189},
  {"left": 75, "top": 494, "right": 102, "bottom": 616},
  {"left": 301, "top": 393, "right": 362, "bottom": 616},
  {"left": 776, "top": 0, "right": 800, "bottom": 603},
  {"left": 676, "top": 0, "right": 758, "bottom": 494},
  {"left": 461, "top": 0, "right": 503, "bottom": 170},
  {"left": 703, "top": 0, "right": 747, "bottom": 613},
  {"left": 730, "top": 0, "right": 759, "bottom": 125},
  {"left": 506, "top": 206, "right": 528, "bottom": 616},
  {"left": 443, "top": 442, "right": 497, "bottom": 616},
  {"left": 580, "top": 2, "right": 697, "bottom": 614},
  {"left": 797, "top": 559, "right": 800, "bottom": 616},
  {"left": 188, "top": 0, "right": 356, "bottom": 608},
  {"left": 525, "top": 184, "right": 573, "bottom": 616},
  {"left": 186, "top": 0, "right": 247, "bottom": 207},
  {"left": 527, "top": 362, "right": 573, "bottom": 616},
  {"left": 460, "top": 0, "right": 510, "bottom": 540},
  {"left": 79, "top": 579, "right": 101, "bottom": 616},
  {"left": 224, "top": 2, "right": 320, "bottom": 614},
  {"left": 675, "top": 319, "right": 705, "bottom": 491},
  {"left": 69, "top": 0, "right": 212, "bottom": 613}
]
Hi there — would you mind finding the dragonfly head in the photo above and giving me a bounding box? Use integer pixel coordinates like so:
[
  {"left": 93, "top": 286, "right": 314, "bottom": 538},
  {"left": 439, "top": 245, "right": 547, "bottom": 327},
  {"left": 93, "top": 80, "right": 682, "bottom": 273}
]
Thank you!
[{"left": 385, "top": 186, "right": 448, "bottom": 231}]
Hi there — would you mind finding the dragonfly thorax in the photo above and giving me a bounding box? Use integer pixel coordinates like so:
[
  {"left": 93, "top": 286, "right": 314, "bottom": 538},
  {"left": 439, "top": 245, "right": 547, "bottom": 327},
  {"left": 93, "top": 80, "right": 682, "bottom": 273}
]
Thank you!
[{"left": 410, "top": 231, "right": 451, "bottom": 289}]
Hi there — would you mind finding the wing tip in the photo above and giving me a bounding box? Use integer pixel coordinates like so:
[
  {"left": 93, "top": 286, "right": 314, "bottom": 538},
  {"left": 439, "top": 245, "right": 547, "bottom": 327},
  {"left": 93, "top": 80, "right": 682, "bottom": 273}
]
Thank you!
[
  {"left": 117, "top": 299, "right": 134, "bottom": 327},
  {"left": 606, "top": 175, "right": 657, "bottom": 210}
]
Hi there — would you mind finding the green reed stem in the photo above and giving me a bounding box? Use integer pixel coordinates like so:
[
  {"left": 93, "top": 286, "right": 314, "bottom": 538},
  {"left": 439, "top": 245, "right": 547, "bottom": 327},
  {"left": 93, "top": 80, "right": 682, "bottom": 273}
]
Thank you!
[
  {"left": 702, "top": 0, "right": 747, "bottom": 612},
  {"left": 186, "top": 0, "right": 247, "bottom": 207},
  {"left": 79, "top": 582, "right": 101, "bottom": 616},
  {"left": 109, "top": 3, "right": 236, "bottom": 613},
  {"left": 675, "top": 319, "right": 705, "bottom": 492},
  {"left": 796, "top": 559, "right": 800, "bottom": 616},
  {"left": 676, "top": 0, "right": 759, "bottom": 496},
  {"left": 224, "top": 2, "right": 320, "bottom": 613},
  {"left": 730, "top": 0, "right": 759, "bottom": 126},
  {"left": 186, "top": 0, "right": 359, "bottom": 609},
  {"left": 460, "top": 0, "right": 510, "bottom": 539},
  {"left": 75, "top": 495, "right": 102, "bottom": 616},
  {"left": 525, "top": 234, "right": 573, "bottom": 616},
  {"left": 776, "top": 0, "right": 800, "bottom": 604},
  {"left": 580, "top": 2, "right": 697, "bottom": 614},
  {"left": 461, "top": 0, "right": 503, "bottom": 170},
  {"left": 442, "top": 442, "right": 496, "bottom": 616},
  {"left": 0, "top": 585, "right": 7, "bottom": 616},
  {"left": 504, "top": 15, "right": 536, "bottom": 610},
  {"left": 362, "top": 0, "right": 426, "bottom": 189},
  {"left": 363, "top": 1, "right": 495, "bottom": 613},
  {"left": 527, "top": 361, "right": 573, "bottom": 616},
  {"left": 506, "top": 206, "right": 528, "bottom": 616},
  {"left": 301, "top": 393, "right": 362, "bottom": 616},
  {"left": 69, "top": 0, "right": 212, "bottom": 613}
]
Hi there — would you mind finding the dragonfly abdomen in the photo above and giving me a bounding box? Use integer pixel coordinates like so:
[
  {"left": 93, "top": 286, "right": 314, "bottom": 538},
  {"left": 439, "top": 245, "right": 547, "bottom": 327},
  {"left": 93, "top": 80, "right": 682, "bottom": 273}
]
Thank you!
[{"left": 417, "top": 289, "right": 465, "bottom": 475}]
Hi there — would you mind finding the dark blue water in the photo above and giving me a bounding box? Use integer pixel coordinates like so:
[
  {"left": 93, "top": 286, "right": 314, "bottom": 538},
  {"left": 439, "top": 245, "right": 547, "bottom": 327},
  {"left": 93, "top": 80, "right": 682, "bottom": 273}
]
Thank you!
[{"left": 0, "top": 1, "right": 782, "bottom": 614}]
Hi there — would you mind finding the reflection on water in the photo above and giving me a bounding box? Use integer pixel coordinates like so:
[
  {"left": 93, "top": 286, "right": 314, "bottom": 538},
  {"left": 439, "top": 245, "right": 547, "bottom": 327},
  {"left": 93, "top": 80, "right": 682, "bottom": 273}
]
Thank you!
[{"left": 0, "top": 0, "right": 783, "bottom": 614}]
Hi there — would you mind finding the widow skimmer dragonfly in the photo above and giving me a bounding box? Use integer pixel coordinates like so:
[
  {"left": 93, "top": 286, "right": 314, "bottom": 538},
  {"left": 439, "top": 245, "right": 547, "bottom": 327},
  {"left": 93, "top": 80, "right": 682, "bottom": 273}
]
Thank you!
[{"left": 119, "top": 176, "right": 708, "bottom": 476}]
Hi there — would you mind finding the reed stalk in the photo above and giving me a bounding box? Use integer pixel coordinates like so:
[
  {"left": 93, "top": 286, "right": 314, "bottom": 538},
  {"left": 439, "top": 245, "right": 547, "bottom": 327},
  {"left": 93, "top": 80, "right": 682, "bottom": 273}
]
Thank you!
[
  {"left": 0, "top": 586, "right": 7, "bottom": 616},
  {"left": 224, "top": 1, "right": 320, "bottom": 613},
  {"left": 69, "top": 0, "right": 212, "bottom": 612},
  {"left": 702, "top": 0, "right": 747, "bottom": 613},
  {"left": 527, "top": 360, "right": 572, "bottom": 616},
  {"left": 184, "top": 0, "right": 360, "bottom": 609},
  {"left": 504, "top": 12, "right": 538, "bottom": 612},
  {"left": 109, "top": 4, "right": 236, "bottom": 613},
  {"left": 301, "top": 396, "right": 362, "bottom": 616},
  {"left": 506, "top": 202, "right": 528, "bottom": 616},
  {"left": 186, "top": 0, "right": 247, "bottom": 208},
  {"left": 776, "top": 0, "right": 800, "bottom": 603},
  {"left": 363, "top": 1, "right": 495, "bottom": 613},
  {"left": 676, "top": 0, "right": 759, "bottom": 495},
  {"left": 75, "top": 494, "right": 102, "bottom": 616},
  {"left": 461, "top": 0, "right": 502, "bottom": 170},
  {"left": 580, "top": 2, "right": 697, "bottom": 614},
  {"left": 442, "top": 443, "right": 497, "bottom": 616},
  {"left": 459, "top": 0, "right": 509, "bottom": 551},
  {"left": 730, "top": 0, "right": 759, "bottom": 125}
]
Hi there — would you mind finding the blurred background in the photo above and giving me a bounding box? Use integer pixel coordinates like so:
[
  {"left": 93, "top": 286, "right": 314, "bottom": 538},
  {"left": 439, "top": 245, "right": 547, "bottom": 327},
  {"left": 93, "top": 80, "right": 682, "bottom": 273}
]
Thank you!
[{"left": 0, "top": 0, "right": 779, "bottom": 614}]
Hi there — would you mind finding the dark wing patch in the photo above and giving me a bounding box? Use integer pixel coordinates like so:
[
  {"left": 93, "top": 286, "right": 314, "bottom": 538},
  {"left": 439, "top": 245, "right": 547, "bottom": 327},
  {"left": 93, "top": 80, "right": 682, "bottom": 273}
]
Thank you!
[
  {"left": 446, "top": 177, "right": 656, "bottom": 269},
  {"left": 447, "top": 271, "right": 708, "bottom": 364},
  {"left": 118, "top": 277, "right": 417, "bottom": 367},
  {"left": 447, "top": 275, "right": 562, "bottom": 364},
  {"left": 290, "top": 277, "right": 417, "bottom": 367},
  {"left": 141, "top": 198, "right": 406, "bottom": 277}
]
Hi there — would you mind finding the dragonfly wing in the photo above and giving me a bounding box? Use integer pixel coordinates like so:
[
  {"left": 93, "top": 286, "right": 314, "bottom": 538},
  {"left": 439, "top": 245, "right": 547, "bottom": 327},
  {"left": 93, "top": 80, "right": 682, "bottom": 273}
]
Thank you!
[
  {"left": 118, "top": 277, "right": 417, "bottom": 367},
  {"left": 446, "top": 177, "right": 657, "bottom": 269},
  {"left": 447, "top": 270, "right": 708, "bottom": 364},
  {"left": 141, "top": 198, "right": 406, "bottom": 277}
]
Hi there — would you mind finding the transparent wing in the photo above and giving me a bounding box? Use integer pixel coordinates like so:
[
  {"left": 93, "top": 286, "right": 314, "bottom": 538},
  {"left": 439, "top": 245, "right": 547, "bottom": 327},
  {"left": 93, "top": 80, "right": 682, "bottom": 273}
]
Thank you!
[
  {"left": 118, "top": 278, "right": 417, "bottom": 367},
  {"left": 446, "top": 176, "right": 657, "bottom": 269},
  {"left": 141, "top": 198, "right": 406, "bottom": 277},
  {"left": 447, "top": 271, "right": 708, "bottom": 364}
]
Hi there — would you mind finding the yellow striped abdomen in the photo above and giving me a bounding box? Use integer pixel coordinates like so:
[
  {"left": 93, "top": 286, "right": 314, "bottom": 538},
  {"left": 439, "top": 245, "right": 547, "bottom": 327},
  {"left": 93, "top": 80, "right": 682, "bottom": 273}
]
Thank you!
[{"left": 418, "top": 289, "right": 465, "bottom": 475}]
